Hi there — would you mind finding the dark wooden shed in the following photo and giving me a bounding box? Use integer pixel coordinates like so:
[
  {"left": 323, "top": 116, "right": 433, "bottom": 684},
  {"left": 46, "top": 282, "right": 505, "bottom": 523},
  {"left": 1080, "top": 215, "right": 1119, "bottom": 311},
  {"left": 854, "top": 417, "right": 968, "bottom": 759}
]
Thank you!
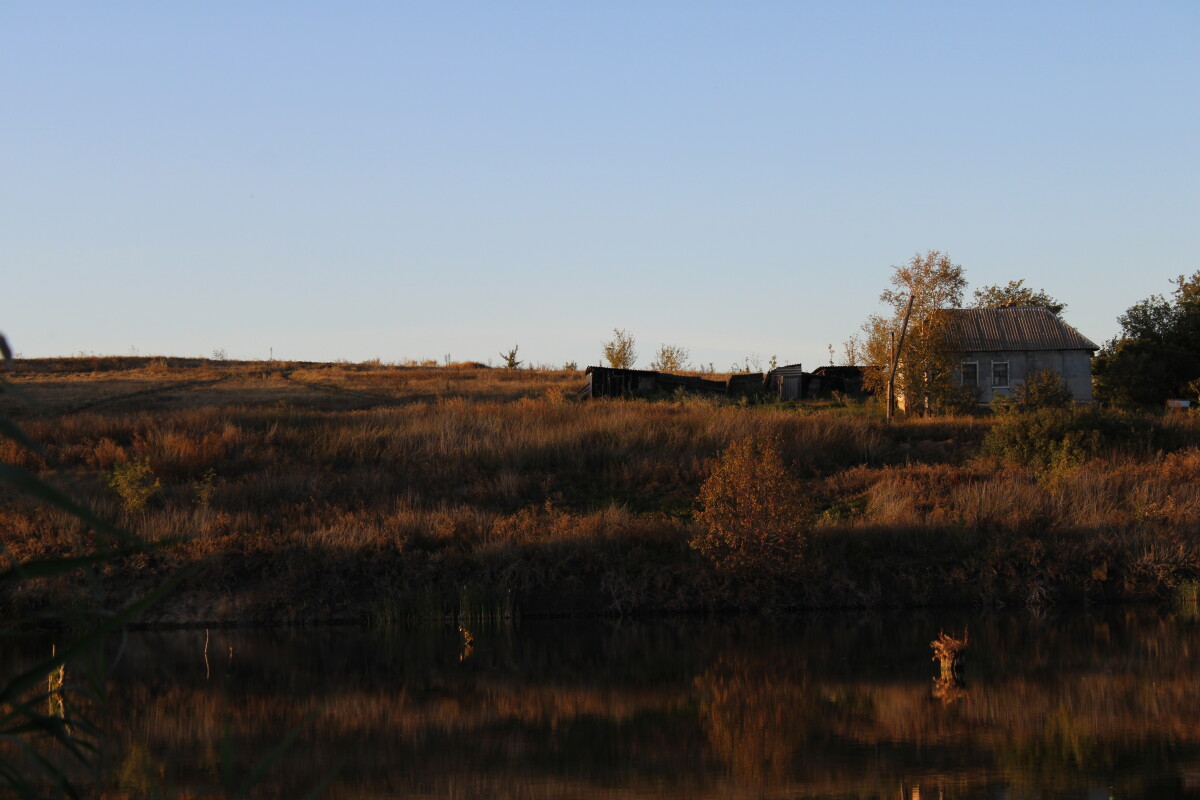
[
  {"left": 765, "top": 364, "right": 806, "bottom": 400},
  {"left": 810, "top": 365, "right": 871, "bottom": 395},
  {"left": 579, "top": 366, "right": 755, "bottom": 399}
]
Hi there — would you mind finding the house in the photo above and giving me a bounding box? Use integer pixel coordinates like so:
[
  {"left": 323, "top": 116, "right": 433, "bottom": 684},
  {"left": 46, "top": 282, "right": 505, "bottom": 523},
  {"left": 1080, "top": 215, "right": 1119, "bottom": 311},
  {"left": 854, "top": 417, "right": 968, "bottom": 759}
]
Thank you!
[
  {"left": 811, "top": 365, "right": 873, "bottom": 395},
  {"left": 766, "top": 364, "right": 877, "bottom": 400},
  {"left": 579, "top": 366, "right": 662, "bottom": 398},
  {"left": 726, "top": 372, "right": 765, "bottom": 396},
  {"left": 579, "top": 366, "right": 726, "bottom": 399},
  {"left": 945, "top": 306, "right": 1098, "bottom": 403},
  {"left": 766, "top": 363, "right": 806, "bottom": 400}
]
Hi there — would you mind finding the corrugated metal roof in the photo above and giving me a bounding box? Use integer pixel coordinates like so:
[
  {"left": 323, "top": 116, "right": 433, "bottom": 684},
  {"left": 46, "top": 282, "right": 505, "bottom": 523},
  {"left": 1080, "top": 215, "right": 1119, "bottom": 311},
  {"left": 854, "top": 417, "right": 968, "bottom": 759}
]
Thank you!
[
  {"left": 584, "top": 365, "right": 661, "bottom": 377},
  {"left": 767, "top": 364, "right": 805, "bottom": 376},
  {"left": 946, "top": 307, "right": 1098, "bottom": 352},
  {"left": 812, "top": 365, "right": 865, "bottom": 376}
]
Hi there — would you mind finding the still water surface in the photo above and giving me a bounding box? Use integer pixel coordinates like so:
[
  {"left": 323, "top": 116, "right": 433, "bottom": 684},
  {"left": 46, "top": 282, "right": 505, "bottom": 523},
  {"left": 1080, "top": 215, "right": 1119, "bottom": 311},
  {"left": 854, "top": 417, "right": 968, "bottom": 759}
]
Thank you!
[{"left": 26, "top": 607, "right": 1200, "bottom": 798}]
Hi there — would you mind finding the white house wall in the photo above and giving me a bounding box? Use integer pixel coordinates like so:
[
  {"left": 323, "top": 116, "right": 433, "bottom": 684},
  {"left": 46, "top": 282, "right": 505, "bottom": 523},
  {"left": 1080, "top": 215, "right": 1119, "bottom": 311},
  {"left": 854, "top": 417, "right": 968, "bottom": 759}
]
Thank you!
[{"left": 962, "top": 349, "right": 1093, "bottom": 403}]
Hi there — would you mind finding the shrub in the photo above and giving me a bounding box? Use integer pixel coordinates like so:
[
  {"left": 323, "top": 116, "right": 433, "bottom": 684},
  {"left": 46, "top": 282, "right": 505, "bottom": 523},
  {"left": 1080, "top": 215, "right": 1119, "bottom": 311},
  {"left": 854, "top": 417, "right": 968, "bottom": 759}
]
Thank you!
[
  {"left": 994, "top": 368, "right": 1073, "bottom": 413},
  {"left": 193, "top": 468, "right": 218, "bottom": 508},
  {"left": 983, "top": 407, "right": 1168, "bottom": 473},
  {"left": 107, "top": 458, "right": 162, "bottom": 513},
  {"left": 692, "top": 435, "right": 808, "bottom": 578}
]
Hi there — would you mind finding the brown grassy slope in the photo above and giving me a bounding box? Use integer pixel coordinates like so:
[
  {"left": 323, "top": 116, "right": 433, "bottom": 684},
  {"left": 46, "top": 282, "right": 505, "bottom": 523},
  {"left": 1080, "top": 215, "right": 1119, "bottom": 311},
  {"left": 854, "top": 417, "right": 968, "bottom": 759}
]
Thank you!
[{"left": 2, "top": 357, "right": 1199, "bottom": 621}]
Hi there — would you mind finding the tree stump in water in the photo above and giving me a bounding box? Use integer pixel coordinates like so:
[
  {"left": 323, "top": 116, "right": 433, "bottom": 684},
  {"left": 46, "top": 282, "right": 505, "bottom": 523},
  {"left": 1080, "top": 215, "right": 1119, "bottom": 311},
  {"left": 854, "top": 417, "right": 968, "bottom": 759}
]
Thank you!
[{"left": 931, "top": 629, "right": 969, "bottom": 703}]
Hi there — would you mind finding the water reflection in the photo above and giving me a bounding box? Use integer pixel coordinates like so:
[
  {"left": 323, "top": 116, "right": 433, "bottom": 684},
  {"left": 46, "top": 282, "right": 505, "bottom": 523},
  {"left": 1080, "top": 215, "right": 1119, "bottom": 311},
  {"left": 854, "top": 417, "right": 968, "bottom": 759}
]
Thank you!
[{"left": 9, "top": 607, "right": 1200, "bottom": 798}]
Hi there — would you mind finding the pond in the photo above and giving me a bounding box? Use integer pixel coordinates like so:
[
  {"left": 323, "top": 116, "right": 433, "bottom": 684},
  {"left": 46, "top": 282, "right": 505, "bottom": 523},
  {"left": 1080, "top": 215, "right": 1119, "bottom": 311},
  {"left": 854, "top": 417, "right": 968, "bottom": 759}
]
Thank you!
[{"left": 10, "top": 605, "right": 1200, "bottom": 798}]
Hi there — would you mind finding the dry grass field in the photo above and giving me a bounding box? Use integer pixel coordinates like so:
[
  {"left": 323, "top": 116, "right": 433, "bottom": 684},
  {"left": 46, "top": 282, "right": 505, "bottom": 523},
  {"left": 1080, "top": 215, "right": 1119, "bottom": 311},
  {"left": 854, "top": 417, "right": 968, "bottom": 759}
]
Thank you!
[{"left": 2, "top": 356, "right": 1199, "bottom": 623}]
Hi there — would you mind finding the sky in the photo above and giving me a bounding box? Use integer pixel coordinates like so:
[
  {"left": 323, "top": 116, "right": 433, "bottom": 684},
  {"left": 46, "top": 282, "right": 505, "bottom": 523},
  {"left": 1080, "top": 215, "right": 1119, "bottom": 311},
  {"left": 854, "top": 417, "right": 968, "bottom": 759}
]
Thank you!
[{"left": 3, "top": 2, "right": 1197, "bottom": 370}]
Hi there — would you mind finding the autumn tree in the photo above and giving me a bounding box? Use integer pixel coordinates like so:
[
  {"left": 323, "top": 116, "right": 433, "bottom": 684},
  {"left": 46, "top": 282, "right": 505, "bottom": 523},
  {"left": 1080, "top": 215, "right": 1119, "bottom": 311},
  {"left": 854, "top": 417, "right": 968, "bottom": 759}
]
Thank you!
[
  {"left": 649, "top": 343, "right": 689, "bottom": 372},
  {"left": 841, "top": 335, "right": 861, "bottom": 366},
  {"left": 859, "top": 250, "right": 968, "bottom": 412},
  {"left": 692, "top": 435, "right": 807, "bottom": 579},
  {"left": 972, "top": 280, "right": 1066, "bottom": 316},
  {"left": 602, "top": 328, "right": 638, "bottom": 369}
]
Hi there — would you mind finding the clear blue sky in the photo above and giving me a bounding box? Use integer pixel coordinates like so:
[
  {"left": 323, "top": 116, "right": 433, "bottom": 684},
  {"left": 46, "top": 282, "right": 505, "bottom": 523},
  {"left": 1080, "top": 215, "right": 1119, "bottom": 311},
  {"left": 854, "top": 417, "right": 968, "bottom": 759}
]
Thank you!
[{"left": 4, "top": 2, "right": 1197, "bottom": 369}]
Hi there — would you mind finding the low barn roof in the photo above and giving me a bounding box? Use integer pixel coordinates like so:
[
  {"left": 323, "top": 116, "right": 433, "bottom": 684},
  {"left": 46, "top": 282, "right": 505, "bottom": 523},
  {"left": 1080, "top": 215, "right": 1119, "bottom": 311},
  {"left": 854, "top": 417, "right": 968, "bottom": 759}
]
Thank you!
[
  {"left": 946, "top": 307, "right": 1098, "bottom": 352},
  {"left": 584, "top": 365, "right": 660, "bottom": 378}
]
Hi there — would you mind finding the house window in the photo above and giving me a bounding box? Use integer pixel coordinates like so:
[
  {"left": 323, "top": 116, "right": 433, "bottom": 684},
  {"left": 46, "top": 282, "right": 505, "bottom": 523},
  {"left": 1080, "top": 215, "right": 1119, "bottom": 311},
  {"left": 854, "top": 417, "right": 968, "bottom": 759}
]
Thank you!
[
  {"left": 961, "top": 362, "right": 978, "bottom": 387},
  {"left": 992, "top": 361, "right": 1009, "bottom": 388}
]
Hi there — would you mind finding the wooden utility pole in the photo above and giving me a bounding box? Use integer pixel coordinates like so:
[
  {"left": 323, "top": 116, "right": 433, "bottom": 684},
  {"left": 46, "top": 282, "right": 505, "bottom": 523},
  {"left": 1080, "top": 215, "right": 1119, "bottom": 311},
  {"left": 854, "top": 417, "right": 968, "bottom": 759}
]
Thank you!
[
  {"left": 887, "top": 331, "right": 895, "bottom": 422},
  {"left": 887, "top": 294, "right": 915, "bottom": 423}
]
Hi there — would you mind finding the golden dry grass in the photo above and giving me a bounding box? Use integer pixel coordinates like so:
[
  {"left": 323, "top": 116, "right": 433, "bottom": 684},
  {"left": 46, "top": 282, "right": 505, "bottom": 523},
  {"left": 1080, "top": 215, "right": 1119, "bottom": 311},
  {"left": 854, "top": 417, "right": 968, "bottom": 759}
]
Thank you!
[{"left": 3, "top": 356, "right": 1200, "bottom": 620}]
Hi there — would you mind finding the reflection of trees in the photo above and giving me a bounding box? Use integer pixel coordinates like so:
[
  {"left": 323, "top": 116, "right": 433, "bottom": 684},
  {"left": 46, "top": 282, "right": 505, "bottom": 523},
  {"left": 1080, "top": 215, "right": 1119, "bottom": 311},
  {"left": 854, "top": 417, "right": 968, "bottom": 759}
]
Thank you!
[
  {"left": 32, "top": 610, "right": 1200, "bottom": 799},
  {"left": 932, "top": 672, "right": 969, "bottom": 705},
  {"left": 931, "top": 629, "right": 969, "bottom": 705},
  {"left": 693, "top": 612, "right": 1200, "bottom": 795},
  {"left": 694, "top": 653, "right": 820, "bottom": 785}
]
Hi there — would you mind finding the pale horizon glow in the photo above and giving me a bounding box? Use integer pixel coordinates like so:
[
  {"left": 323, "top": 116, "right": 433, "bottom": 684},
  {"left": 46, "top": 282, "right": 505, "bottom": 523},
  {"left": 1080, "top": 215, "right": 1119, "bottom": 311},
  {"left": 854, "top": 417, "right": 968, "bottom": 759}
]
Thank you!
[{"left": 3, "top": 2, "right": 1197, "bottom": 370}]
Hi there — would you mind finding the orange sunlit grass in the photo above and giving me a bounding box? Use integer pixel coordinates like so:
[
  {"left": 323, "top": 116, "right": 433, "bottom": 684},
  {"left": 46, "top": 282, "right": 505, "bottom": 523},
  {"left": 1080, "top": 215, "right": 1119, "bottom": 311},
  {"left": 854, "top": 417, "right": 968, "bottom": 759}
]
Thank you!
[{"left": 2, "top": 356, "right": 1199, "bottom": 621}]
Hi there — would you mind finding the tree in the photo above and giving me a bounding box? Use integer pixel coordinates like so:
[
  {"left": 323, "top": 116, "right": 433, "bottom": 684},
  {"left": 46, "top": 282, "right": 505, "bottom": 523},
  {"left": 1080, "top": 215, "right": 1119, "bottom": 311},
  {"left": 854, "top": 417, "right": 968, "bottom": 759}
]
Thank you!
[
  {"left": 859, "top": 250, "right": 968, "bottom": 412},
  {"left": 841, "top": 335, "right": 861, "bottom": 366},
  {"left": 499, "top": 345, "right": 522, "bottom": 369},
  {"left": 649, "top": 343, "right": 689, "bottom": 372},
  {"left": 1093, "top": 271, "right": 1200, "bottom": 405},
  {"left": 972, "top": 280, "right": 1066, "bottom": 316},
  {"left": 691, "top": 435, "right": 807, "bottom": 579},
  {"left": 879, "top": 249, "right": 968, "bottom": 315},
  {"left": 602, "top": 329, "right": 637, "bottom": 369}
]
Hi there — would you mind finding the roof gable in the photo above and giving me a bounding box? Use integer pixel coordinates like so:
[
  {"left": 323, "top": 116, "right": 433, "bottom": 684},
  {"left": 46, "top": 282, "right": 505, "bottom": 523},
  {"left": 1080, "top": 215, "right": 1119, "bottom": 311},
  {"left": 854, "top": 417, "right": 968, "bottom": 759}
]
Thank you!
[{"left": 946, "top": 307, "right": 1098, "bottom": 352}]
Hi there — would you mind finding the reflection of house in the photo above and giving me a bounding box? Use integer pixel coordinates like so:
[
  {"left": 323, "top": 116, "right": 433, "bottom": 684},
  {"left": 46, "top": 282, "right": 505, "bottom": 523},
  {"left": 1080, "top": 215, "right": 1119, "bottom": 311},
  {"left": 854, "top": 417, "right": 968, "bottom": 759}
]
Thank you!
[{"left": 947, "top": 307, "right": 1098, "bottom": 403}]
